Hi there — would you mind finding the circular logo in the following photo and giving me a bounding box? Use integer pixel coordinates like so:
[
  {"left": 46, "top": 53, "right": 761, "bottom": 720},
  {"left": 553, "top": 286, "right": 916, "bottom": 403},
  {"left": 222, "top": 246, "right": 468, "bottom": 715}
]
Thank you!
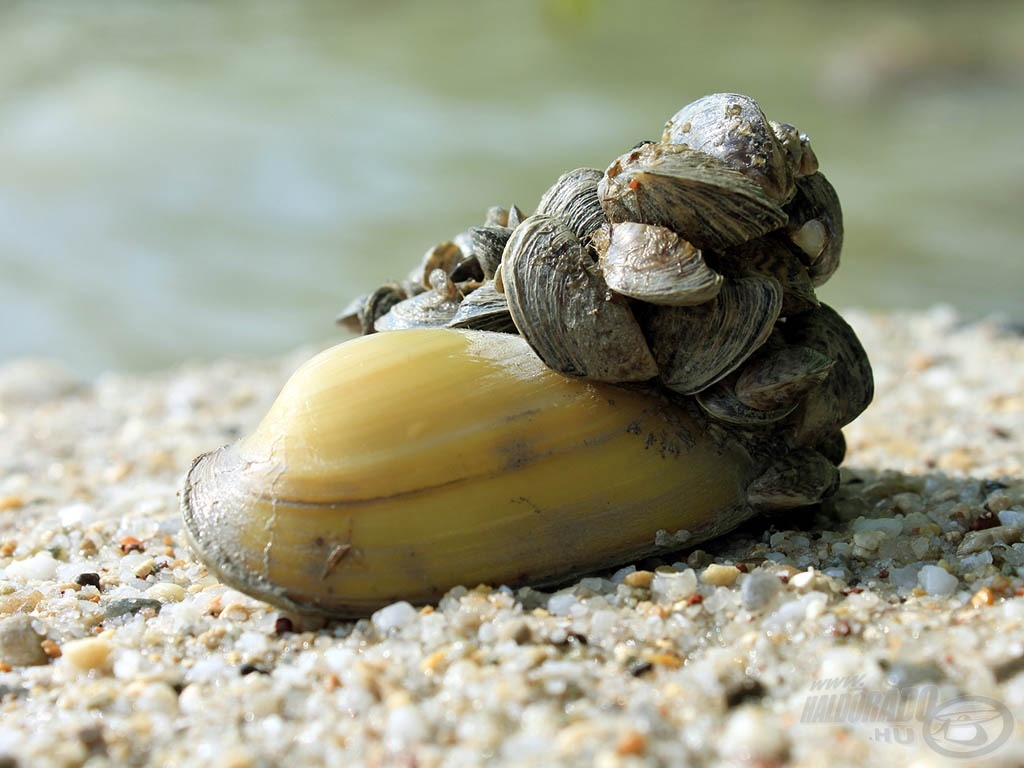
[{"left": 923, "top": 695, "right": 1014, "bottom": 759}]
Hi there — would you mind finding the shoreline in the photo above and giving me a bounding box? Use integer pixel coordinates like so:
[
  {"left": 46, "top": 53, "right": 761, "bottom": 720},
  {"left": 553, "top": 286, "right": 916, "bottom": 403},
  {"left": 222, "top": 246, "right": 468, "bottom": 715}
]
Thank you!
[{"left": 1, "top": 308, "right": 1022, "bottom": 767}]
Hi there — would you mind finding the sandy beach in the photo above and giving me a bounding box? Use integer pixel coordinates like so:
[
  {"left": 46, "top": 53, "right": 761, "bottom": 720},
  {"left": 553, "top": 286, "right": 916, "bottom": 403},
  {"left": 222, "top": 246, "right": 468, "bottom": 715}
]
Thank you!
[{"left": 1, "top": 307, "right": 1022, "bottom": 767}]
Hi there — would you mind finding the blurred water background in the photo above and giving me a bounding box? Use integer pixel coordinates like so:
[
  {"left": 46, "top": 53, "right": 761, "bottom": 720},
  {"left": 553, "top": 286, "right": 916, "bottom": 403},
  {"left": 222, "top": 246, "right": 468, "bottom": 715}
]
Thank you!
[{"left": 2, "top": 0, "right": 1022, "bottom": 375}]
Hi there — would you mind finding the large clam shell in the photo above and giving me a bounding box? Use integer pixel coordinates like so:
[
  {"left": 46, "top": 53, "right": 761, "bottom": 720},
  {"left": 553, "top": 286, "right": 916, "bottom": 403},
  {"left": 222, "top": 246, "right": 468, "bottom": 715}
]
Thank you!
[
  {"left": 663, "top": 93, "right": 794, "bottom": 203},
  {"left": 501, "top": 214, "right": 658, "bottom": 382},
  {"left": 598, "top": 143, "right": 787, "bottom": 251},
  {"left": 595, "top": 222, "right": 723, "bottom": 307},
  {"left": 181, "top": 328, "right": 763, "bottom": 617}
]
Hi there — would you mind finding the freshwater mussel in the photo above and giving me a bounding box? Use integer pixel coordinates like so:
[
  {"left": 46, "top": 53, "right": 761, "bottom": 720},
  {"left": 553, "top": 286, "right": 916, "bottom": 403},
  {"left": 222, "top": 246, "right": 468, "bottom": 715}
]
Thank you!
[{"left": 182, "top": 93, "right": 872, "bottom": 617}]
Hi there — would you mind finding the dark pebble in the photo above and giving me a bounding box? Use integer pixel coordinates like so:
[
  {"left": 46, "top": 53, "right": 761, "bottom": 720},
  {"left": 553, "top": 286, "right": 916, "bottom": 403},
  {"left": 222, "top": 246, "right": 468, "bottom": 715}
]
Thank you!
[
  {"left": 274, "top": 617, "right": 294, "bottom": 635},
  {"left": 240, "top": 663, "right": 271, "bottom": 676},
  {"left": 104, "top": 598, "right": 163, "bottom": 620},
  {"left": 993, "top": 654, "right": 1024, "bottom": 683},
  {"left": 725, "top": 678, "right": 766, "bottom": 708},
  {"left": 629, "top": 660, "right": 653, "bottom": 677},
  {"left": 0, "top": 755, "right": 18, "bottom": 768},
  {"left": 75, "top": 572, "right": 101, "bottom": 588},
  {"left": 970, "top": 510, "right": 1001, "bottom": 530}
]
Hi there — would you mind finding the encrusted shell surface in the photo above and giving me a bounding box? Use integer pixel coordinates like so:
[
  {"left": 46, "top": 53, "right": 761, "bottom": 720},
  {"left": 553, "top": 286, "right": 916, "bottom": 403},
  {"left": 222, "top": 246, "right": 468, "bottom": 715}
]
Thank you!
[
  {"left": 501, "top": 214, "right": 658, "bottom": 382},
  {"left": 595, "top": 222, "right": 723, "bottom": 307},
  {"left": 663, "top": 93, "right": 794, "bottom": 203},
  {"left": 599, "top": 143, "right": 787, "bottom": 251},
  {"left": 770, "top": 120, "right": 819, "bottom": 179}
]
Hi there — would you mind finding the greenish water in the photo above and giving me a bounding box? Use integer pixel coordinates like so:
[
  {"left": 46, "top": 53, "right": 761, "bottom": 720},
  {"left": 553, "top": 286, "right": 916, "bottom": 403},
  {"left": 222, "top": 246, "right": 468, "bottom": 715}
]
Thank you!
[{"left": 2, "top": 0, "right": 1022, "bottom": 374}]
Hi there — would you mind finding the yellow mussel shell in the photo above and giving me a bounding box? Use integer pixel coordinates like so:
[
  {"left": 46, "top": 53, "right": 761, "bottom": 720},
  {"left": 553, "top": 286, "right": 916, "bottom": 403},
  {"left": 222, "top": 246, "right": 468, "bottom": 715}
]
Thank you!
[{"left": 181, "top": 328, "right": 759, "bottom": 617}]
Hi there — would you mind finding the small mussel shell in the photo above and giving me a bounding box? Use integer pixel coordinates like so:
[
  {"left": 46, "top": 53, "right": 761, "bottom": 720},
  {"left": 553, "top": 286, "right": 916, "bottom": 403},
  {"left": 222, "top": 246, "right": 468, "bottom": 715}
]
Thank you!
[
  {"left": 468, "top": 225, "right": 513, "bottom": 279},
  {"left": 814, "top": 429, "right": 847, "bottom": 466},
  {"left": 417, "top": 241, "right": 464, "bottom": 289},
  {"left": 596, "top": 222, "right": 723, "bottom": 307},
  {"left": 336, "top": 283, "right": 408, "bottom": 335},
  {"left": 734, "top": 343, "right": 835, "bottom": 411},
  {"left": 663, "top": 93, "right": 794, "bottom": 203},
  {"left": 507, "top": 204, "right": 526, "bottom": 229},
  {"left": 599, "top": 143, "right": 787, "bottom": 251},
  {"left": 501, "top": 214, "right": 658, "bottom": 382},
  {"left": 485, "top": 205, "right": 510, "bottom": 227},
  {"left": 747, "top": 447, "right": 840, "bottom": 510},
  {"left": 375, "top": 270, "right": 460, "bottom": 331},
  {"left": 780, "top": 303, "right": 873, "bottom": 445},
  {"left": 640, "top": 275, "right": 783, "bottom": 395},
  {"left": 695, "top": 375, "right": 798, "bottom": 426},
  {"left": 784, "top": 172, "right": 843, "bottom": 287},
  {"left": 181, "top": 328, "right": 760, "bottom": 617},
  {"left": 536, "top": 167, "right": 607, "bottom": 240},
  {"left": 770, "top": 121, "right": 819, "bottom": 179},
  {"left": 447, "top": 280, "right": 516, "bottom": 333},
  {"left": 715, "top": 235, "right": 818, "bottom": 316}
]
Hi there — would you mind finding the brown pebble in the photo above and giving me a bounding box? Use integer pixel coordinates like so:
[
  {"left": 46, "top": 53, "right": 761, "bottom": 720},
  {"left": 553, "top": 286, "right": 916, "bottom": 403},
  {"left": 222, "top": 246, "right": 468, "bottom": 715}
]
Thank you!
[
  {"left": 616, "top": 731, "right": 647, "bottom": 756},
  {"left": 41, "top": 639, "right": 61, "bottom": 658},
  {"left": 274, "top": 617, "right": 294, "bottom": 635},
  {"left": 119, "top": 536, "right": 145, "bottom": 554},
  {"left": 624, "top": 570, "right": 654, "bottom": 589},
  {"left": 645, "top": 650, "right": 683, "bottom": 669},
  {"left": 970, "top": 511, "right": 1001, "bottom": 531},
  {"left": 0, "top": 590, "right": 42, "bottom": 614},
  {"left": 0, "top": 496, "right": 23, "bottom": 512},
  {"left": 420, "top": 650, "right": 447, "bottom": 675},
  {"left": 907, "top": 353, "right": 935, "bottom": 372},
  {"left": 0, "top": 541, "right": 16, "bottom": 557},
  {"left": 971, "top": 588, "right": 996, "bottom": 608}
]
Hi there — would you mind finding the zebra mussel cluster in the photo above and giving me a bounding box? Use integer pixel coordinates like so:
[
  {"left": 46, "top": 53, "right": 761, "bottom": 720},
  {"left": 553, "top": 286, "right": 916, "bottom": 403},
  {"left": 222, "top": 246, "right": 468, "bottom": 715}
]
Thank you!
[{"left": 338, "top": 92, "right": 872, "bottom": 506}]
